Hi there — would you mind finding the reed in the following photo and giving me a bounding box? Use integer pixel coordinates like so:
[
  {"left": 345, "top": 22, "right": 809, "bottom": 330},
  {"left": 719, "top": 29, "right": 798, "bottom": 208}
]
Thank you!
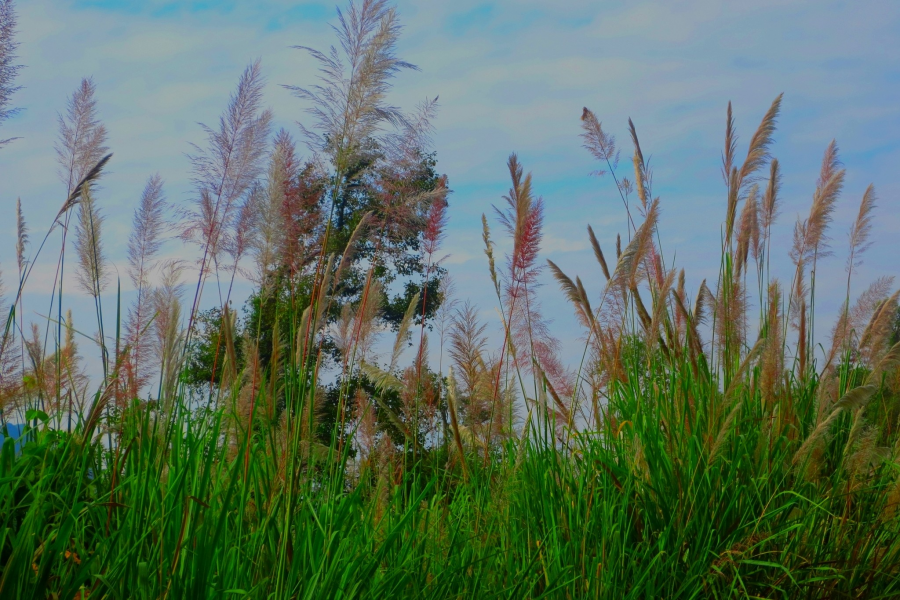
[{"left": 1, "top": 2, "right": 899, "bottom": 598}]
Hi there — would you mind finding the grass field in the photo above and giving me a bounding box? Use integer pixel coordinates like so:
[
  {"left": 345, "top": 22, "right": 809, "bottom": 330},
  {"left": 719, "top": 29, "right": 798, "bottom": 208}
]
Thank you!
[{"left": 2, "top": 1, "right": 900, "bottom": 598}]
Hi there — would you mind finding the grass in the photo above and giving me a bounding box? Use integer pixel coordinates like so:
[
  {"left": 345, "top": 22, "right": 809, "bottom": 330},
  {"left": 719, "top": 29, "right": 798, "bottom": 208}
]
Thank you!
[
  {"left": 3, "top": 132, "right": 899, "bottom": 597},
  {"left": 2, "top": 2, "right": 900, "bottom": 598}
]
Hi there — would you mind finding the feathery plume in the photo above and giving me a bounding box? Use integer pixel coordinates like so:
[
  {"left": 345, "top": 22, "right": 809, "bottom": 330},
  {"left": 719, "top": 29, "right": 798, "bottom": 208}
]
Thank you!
[
  {"left": 725, "top": 95, "right": 782, "bottom": 246},
  {"left": 736, "top": 184, "right": 760, "bottom": 274},
  {"left": 482, "top": 214, "right": 500, "bottom": 297},
  {"left": 183, "top": 60, "right": 272, "bottom": 300},
  {"left": 54, "top": 154, "right": 112, "bottom": 226},
  {"left": 495, "top": 154, "right": 545, "bottom": 291},
  {"left": 15, "top": 197, "right": 26, "bottom": 275},
  {"left": 152, "top": 261, "right": 185, "bottom": 364},
  {"left": 152, "top": 262, "right": 185, "bottom": 407},
  {"left": 122, "top": 175, "right": 166, "bottom": 398},
  {"left": 673, "top": 269, "right": 687, "bottom": 340},
  {"left": 127, "top": 175, "right": 166, "bottom": 291},
  {"left": 580, "top": 107, "right": 617, "bottom": 173},
  {"left": 0, "top": 0, "right": 21, "bottom": 147},
  {"left": 760, "top": 281, "right": 784, "bottom": 406},
  {"left": 739, "top": 94, "right": 782, "bottom": 185},
  {"left": 494, "top": 154, "right": 571, "bottom": 399},
  {"left": 446, "top": 367, "right": 469, "bottom": 480},
  {"left": 587, "top": 225, "right": 611, "bottom": 281},
  {"left": 422, "top": 186, "right": 449, "bottom": 258},
  {"left": 548, "top": 260, "right": 593, "bottom": 329},
  {"left": 722, "top": 102, "right": 736, "bottom": 187},
  {"left": 794, "top": 384, "right": 877, "bottom": 466},
  {"left": 628, "top": 118, "right": 650, "bottom": 211},
  {"left": 611, "top": 197, "right": 660, "bottom": 290},
  {"left": 858, "top": 289, "right": 900, "bottom": 367},
  {"left": 335, "top": 211, "right": 373, "bottom": 285},
  {"left": 827, "top": 279, "right": 894, "bottom": 376},
  {"left": 389, "top": 291, "right": 419, "bottom": 371},
  {"left": 56, "top": 78, "right": 109, "bottom": 194},
  {"left": 448, "top": 302, "right": 488, "bottom": 399},
  {"left": 286, "top": 0, "right": 416, "bottom": 165},
  {"left": 385, "top": 96, "right": 438, "bottom": 170},
  {"left": 251, "top": 129, "right": 293, "bottom": 280},
  {"left": 74, "top": 188, "right": 108, "bottom": 298},
  {"left": 846, "top": 184, "right": 876, "bottom": 275},
  {"left": 791, "top": 141, "right": 845, "bottom": 267},
  {"left": 759, "top": 158, "right": 781, "bottom": 249},
  {"left": 709, "top": 400, "right": 742, "bottom": 465},
  {"left": 648, "top": 267, "right": 676, "bottom": 353}
]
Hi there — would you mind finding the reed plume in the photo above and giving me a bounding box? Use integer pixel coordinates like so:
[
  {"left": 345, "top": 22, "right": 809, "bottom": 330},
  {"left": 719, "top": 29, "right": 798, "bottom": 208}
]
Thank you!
[
  {"left": 827, "top": 277, "right": 893, "bottom": 375},
  {"left": 758, "top": 158, "right": 781, "bottom": 283},
  {"left": 334, "top": 278, "right": 382, "bottom": 363},
  {"left": 15, "top": 198, "right": 26, "bottom": 276},
  {"left": 629, "top": 118, "right": 650, "bottom": 212},
  {"left": 722, "top": 102, "right": 736, "bottom": 188},
  {"left": 547, "top": 260, "right": 593, "bottom": 330},
  {"left": 791, "top": 141, "right": 845, "bottom": 269},
  {"left": 183, "top": 60, "right": 272, "bottom": 323},
  {"left": 0, "top": 0, "right": 21, "bottom": 147},
  {"left": 846, "top": 184, "right": 876, "bottom": 279},
  {"left": 73, "top": 188, "right": 108, "bottom": 298},
  {"left": 611, "top": 197, "right": 660, "bottom": 291},
  {"left": 222, "top": 193, "right": 257, "bottom": 303},
  {"left": 580, "top": 107, "right": 617, "bottom": 172},
  {"left": 496, "top": 154, "right": 570, "bottom": 399},
  {"left": 759, "top": 280, "right": 784, "bottom": 407},
  {"left": 448, "top": 302, "right": 489, "bottom": 401},
  {"left": 250, "top": 130, "right": 291, "bottom": 282},
  {"left": 450, "top": 344, "right": 513, "bottom": 447},
  {"left": 270, "top": 132, "right": 325, "bottom": 278},
  {"left": 794, "top": 384, "right": 877, "bottom": 467},
  {"left": 151, "top": 261, "right": 185, "bottom": 407},
  {"left": 760, "top": 159, "right": 781, "bottom": 239},
  {"left": 56, "top": 78, "right": 109, "bottom": 194},
  {"left": 725, "top": 94, "right": 782, "bottom": 246},
  {"left": 739, "top": 94, "right": 782, "bottom": 185},
  {"left": 858, "top": 290, "right": 900, "bottom": 368},
  {"left": 496, "top": 154, "right": 545, "bottom": 293},
  {"left": 286, "top": 0, "right": 416, "bottom": 165},
  {"left": 122, "top": 175, "right": 166, "bottom": 399},
  {"left": 21, "top": 310, "right": 88, "bottom": 417},
  {"left": 735, "top": 184, "right": 760, "bottom": 276},
  {"left": 587, "top": 225, "right": 611, "bottom": 281},
  {"left": 53, "top": 154, "right": 112, "bottom": 228},
  {"left": 385, "top": 96, "right": 439, "bottom": 171}
]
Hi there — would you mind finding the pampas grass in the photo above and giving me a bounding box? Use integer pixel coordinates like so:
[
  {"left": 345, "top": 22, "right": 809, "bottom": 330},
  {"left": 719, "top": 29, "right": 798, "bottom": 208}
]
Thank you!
[
  {"left": 73, "top": 188, "right": 108, "bottom": 298},
  {"left": 183, "top": 60, "right": 272, "bottom": 332},
  {"left": 3, "top": 4, "right": 900, "bottom": 598},
  {"left": 122, "top": 175, "right": 166, "bottom": 399},
  {"left": 0, "top": 0, "right": 20, "bottom": 147}
]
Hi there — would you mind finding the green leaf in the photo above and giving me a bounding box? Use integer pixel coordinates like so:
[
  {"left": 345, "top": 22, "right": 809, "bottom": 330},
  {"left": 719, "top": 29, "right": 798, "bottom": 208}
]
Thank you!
[{"left": 25, "top": 409, "right": 49, "bottom": 424}]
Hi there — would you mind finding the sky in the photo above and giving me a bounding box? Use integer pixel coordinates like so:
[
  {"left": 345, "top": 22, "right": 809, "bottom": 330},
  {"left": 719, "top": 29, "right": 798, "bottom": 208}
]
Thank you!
[{"left": 1, "top": 0, "right": 899, "bottom": 376}]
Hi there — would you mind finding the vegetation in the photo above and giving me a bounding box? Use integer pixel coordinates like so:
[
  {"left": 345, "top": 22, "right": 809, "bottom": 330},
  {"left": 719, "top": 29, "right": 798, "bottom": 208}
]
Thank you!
[{"left": 2, "top": 0, "right": 900, "bottom": 597}]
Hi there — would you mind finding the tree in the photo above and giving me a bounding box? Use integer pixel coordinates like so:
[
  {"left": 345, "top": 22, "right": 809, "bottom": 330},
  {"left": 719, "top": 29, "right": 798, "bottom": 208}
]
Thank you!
[{"left": 240, "top": 0, "right": 450, "bottom": 371}]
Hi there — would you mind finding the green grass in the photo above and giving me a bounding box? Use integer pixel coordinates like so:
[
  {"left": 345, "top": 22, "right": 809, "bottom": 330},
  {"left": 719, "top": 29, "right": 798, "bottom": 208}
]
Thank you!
[
  {"left": 1, "top": 20, "right": 899, "bottom": 596},
  {"left": 1, "top": 322, "right": 899, "bottom": 598}
]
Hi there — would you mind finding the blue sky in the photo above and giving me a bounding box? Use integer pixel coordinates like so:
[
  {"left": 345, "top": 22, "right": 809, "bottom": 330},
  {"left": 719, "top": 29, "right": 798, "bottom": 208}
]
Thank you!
[{"left": 2, "top": 0, "right": 899, "bottom": 371}]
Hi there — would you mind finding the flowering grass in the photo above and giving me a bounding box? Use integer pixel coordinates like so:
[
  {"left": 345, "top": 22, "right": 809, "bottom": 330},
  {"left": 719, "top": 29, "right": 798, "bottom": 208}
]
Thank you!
[{"left": 1, "top": 1, "right": 900, "bottom": 598}]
